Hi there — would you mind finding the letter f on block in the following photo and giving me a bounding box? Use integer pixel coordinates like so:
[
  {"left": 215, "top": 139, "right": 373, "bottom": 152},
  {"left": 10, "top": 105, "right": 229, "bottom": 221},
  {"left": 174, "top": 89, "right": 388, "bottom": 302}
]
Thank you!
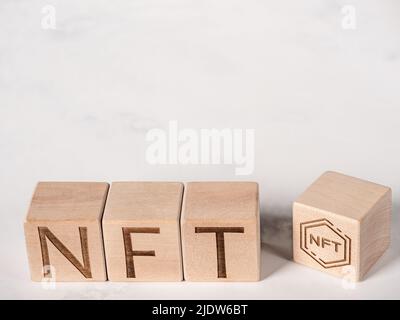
[
  {"left": 195, "top": 227, "right": 244, "bottom": 278},
  {"left": 122, "top": 227, "right": 160, "bottom": 278}
]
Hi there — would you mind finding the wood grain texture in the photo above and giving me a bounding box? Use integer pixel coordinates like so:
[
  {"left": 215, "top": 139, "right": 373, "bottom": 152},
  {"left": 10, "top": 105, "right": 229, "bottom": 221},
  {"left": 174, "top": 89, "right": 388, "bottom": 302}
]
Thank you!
[
  {"left": 27, "top": 182, "right": 110, "bottom": 221},
  {"left": 181, "top": 182, "right": 260, "bottom": 281},
  {"left": 102, "top": 182, "right": 184, "bottom": 281},
  {"left": 293, "top": 171, "right": 391, "bottom": 281},
  {"left": 24, "top": 182, "right": 109, "bottom": 281}
]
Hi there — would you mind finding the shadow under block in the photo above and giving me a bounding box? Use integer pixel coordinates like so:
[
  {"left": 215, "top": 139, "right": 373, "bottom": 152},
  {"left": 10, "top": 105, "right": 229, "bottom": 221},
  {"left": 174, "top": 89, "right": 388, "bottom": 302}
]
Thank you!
[
  {"left": 102, "top": 182, "right": 184, "bottom": 281},
  {"left": 181, "top": 182, "right": 260, "bottom": 281},
  {"left": 293, "top": 171, "right": 392, "bottom": 282},
  {"left": 24, "top": 182, "right": 109, "bottom": 281}
]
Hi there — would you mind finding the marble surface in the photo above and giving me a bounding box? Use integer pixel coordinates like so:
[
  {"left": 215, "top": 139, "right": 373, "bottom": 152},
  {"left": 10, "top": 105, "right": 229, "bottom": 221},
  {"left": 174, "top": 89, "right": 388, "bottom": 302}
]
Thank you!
[{"left": 0, "top": 0, "right": 399, "bottom": 299}]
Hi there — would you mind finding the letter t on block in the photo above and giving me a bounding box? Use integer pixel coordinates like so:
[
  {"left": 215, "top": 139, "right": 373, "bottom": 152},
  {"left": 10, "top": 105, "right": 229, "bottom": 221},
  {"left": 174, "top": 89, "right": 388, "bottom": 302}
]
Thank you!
[
  {"left": 24, "top": 182, "right": 109, "bottom": 281},
  {"left": 181, "top": 182, "right": 260, "bottom": 281}
]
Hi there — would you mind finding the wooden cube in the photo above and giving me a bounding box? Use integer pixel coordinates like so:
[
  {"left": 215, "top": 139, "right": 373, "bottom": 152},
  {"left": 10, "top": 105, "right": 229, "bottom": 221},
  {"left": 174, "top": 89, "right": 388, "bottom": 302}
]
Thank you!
[
  {"left": 293, "top": 171, "right": 391, "bottom": 281},
  {"left": 102, "top": 182, "right": 184, "bottom": 281},
  {"left": 24, "top": 182, "right": 109, "bottom": 281},
  {"left": 181, "top": 182, "right": 260, "bottom": 281}
]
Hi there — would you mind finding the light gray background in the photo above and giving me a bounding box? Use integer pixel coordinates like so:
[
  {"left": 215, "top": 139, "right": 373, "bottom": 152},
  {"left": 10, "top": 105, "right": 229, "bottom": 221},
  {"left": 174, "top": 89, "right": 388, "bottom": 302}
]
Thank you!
[{"left": 1, "top": 0, "right": 399, "bottom": 299}]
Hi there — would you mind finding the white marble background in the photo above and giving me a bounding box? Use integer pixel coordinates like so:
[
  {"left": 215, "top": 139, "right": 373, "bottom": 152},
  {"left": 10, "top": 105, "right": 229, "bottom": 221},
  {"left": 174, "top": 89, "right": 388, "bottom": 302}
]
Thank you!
[{"left": 0, "top": 0, "right": 399, "bottom": 299}]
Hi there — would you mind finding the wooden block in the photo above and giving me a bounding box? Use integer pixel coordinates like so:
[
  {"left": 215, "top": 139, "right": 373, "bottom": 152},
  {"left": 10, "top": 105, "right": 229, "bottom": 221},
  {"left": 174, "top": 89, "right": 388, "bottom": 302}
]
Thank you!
[
  {"left": 24, "top": 182, "right": 109, "bottom": 281},
  {"left": 102, "top": 182, "right": 184, "bottom": 281},
  {"left": 181, "top": 182, "right": 260, "bottom": 281},
  {"left": 293, "top": 171, "right": 392, "bottom": 281}
]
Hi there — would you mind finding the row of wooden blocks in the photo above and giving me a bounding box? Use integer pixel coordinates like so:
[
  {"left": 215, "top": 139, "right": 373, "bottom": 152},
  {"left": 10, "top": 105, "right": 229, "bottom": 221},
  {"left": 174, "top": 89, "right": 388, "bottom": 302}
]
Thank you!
[{"left": 24, "top": 171, "right": 392, "bottom": 282}]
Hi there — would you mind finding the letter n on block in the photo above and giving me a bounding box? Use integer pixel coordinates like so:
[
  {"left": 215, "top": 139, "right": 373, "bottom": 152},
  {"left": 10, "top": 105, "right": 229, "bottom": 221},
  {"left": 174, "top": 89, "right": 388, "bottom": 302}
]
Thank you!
[
  {"left": 24, "top": 182, "right": 109, "bottom": 281},
  {"left": 181, "top": 182, "right": 260, "bottom": 281},
  {"left": 102, "top": 182, "right": 184, "bottom": 281}
]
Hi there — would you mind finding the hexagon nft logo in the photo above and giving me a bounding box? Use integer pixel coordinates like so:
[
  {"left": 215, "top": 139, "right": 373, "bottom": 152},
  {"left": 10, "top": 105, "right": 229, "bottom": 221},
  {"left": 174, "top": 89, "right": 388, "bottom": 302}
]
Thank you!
[{"left": 300, "top": 219, "right": 351, "bottom": 269}]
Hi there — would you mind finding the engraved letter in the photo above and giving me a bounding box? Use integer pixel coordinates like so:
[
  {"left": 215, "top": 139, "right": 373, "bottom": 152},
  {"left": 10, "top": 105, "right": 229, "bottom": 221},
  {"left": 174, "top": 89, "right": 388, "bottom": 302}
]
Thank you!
[
  {"left": 322, "top": 237, "right": 331, "bottom": 248},
  {"left": 122, "top": 227, "right": 160, "bottom": 278},
  {"left": 38, "top": 226, "right": 92, "bottom": 278},
  {"left": 332, "top": 240, "right": 342, "bottom": 252},
  {"left": 195, "top": 227, "right": 244, "bottom": 278},
  {"left": 310, "top": 234, "right": 320, "bottom": 246}
]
